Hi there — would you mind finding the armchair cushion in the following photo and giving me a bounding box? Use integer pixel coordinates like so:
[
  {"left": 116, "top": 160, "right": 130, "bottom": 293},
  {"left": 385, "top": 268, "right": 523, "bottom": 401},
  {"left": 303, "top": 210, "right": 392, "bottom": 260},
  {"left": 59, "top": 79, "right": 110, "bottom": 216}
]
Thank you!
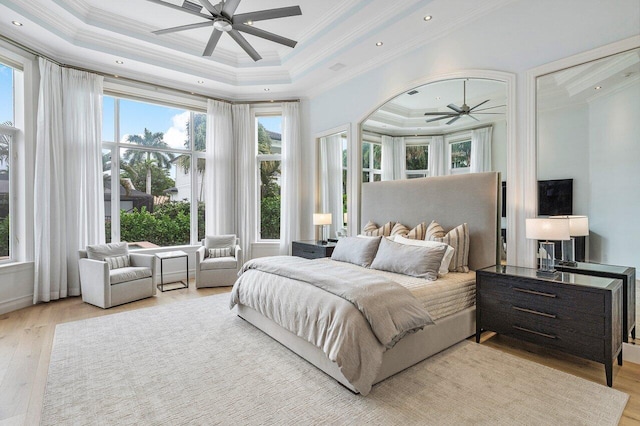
[
  {"left": 110, "top": 267, "right": 153, "bottom": 285},
  {"left": 86, "top": 242, "right": 128, "bottom": 261},
  {"left": 105, "top": 255, "right": 130, "bottom": 270},
  {"left": 200, "top": 257, "right": 238, "bottom": 271}
]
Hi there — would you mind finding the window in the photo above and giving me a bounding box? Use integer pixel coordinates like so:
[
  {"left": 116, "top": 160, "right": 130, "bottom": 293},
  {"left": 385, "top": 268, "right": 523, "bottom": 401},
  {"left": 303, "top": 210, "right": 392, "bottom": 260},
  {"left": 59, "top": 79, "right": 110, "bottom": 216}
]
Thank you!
[
  {"left": 362, "top": 142, "right": 382, "bottom": 182},
  {"left": 102, "top": 96, "right": 206, "bottom": 248},
  {"left": 405, "top": 141, "right": 429, "bottom": 179},
  {"left": 256, "top": 115, "right": 282, "bottom": 240},
  {"left": 0, "top": 61, "right": 17, "bottom": 261},
  {"left": 449, "top": 140, "right": 471, "bottom": 174}
]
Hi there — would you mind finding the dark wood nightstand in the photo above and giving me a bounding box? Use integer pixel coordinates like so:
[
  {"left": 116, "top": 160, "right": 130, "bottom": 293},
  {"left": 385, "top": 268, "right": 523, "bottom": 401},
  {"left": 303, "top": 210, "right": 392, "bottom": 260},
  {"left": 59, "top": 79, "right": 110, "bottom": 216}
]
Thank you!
[
  {"left": 291, "top": 240, "right": 337, "bottom": 259},
  {"left": 476, "top": 265, "right": 623, "bottom": 387},
  {"left": 555, "top": 262, "right": 636, "bottom": 342}
]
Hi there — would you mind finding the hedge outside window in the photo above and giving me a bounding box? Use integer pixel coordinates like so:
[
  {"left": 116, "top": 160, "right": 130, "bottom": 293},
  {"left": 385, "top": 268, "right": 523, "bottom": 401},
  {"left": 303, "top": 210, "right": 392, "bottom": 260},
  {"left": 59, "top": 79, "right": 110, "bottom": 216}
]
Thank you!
[{"left": 256, "top": 115, "right": 282, "bottom": 240}]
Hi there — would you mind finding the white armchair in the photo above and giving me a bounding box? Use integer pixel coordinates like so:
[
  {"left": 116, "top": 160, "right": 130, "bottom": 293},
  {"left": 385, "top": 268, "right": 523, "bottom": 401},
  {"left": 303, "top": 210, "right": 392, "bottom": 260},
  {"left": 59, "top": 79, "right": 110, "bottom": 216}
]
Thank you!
[
  {"left": 79, "top": 242, "right": 156, "bottom": 309},
  {"left": 195, "top": 235, "right": 242, "bottom": 288}
]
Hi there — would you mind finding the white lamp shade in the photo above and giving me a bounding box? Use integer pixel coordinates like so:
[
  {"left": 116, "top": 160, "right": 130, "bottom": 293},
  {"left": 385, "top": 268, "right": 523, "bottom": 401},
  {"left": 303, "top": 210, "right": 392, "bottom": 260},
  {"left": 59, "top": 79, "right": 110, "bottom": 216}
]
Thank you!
[
  {"left": 550, "top": 215, "right": 589, "bottom": 236},
  {"left": 526, "top": 218, "right": 570, "bottom": 241},
  {"left": 313, "top": 213, "right": 332, "bottom": 226},
  {"left": 343, "top": 212, "right": 348, "bottom": 224}
]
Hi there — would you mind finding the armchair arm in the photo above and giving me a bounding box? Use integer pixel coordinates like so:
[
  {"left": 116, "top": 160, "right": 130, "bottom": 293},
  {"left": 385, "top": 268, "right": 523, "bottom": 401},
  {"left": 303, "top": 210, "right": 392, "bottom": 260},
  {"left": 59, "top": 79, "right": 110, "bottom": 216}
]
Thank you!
[
  {"left": 79, "top": 258, "right": 110, "bottom": 308},
  {"left": 234, "top": 245, "right": 243, "bottom": 269},
  {"left": 196, "top": 246, "right": 207, "bottom": 265}
]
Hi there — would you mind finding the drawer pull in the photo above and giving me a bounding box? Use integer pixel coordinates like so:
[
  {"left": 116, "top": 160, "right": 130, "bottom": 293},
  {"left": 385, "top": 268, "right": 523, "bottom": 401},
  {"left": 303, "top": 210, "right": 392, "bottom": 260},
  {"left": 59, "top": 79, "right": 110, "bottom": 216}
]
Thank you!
[
  {"left": 513, "top": 287, "right": 557, "bottom": 298},
  {"left": 513, "top": 325, "right": 557, "bottom": 339},
  {"left": 512, "top": 306, "right": 557, "bottom": 319}
]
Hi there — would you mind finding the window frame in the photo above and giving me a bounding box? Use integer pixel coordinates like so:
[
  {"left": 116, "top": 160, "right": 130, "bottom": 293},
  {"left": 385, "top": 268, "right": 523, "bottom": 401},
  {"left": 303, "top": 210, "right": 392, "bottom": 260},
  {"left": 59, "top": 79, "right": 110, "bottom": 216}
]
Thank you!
[
  {"left": 404, "top": 137, "right": 430, "bottom": 179},
  {"left": 102, "top": 93, "right": 206, "bottom": 247},
  {"left": 253, "top": 107, "right": 283, "bottom": 243},
  {"left": 361, "top": 141, "right": 382, "bottom": 182}
]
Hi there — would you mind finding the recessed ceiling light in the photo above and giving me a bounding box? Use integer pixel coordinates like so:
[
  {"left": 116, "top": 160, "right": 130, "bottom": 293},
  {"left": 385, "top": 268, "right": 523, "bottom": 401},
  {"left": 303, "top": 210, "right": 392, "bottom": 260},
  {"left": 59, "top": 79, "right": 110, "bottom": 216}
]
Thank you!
[
  {"left": 197, "top": 80, "right": 204, "bottom": 84},
  {"left": 435, "top": 96, "right": 441, "bottom": 100},
  {"left": 115, "top": 60, "right": 124, "bottom": 64},
  {"left": 11, "top": 21, "right": 23, "bottom": 26},
  {"left": 375, "top": 42, "right": 383, "bottom": 47},
  {"left": 264, "top": 88, "right": 270, "bottom": 91},
  {"left": 594, "top": 86, "right": 602, "bottom": 90},
  {"left": 423, "top": 15, "right": 432, "bottom": 21}
]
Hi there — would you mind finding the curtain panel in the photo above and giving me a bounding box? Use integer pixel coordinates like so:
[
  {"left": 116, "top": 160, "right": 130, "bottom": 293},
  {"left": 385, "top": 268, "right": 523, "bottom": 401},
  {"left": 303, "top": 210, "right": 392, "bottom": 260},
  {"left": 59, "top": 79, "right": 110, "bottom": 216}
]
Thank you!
[
  {"left": 470, "top": 126, "right": 493, "bottom": 173},
  {"left": 393, "top": 137, "right": 406, "bottom": 180},
  {"left": 34, "top": 59, "right": 105, "bottom": 303},
  {"left": 232, "top": 104, "right": 254, "bottom": 260},
  {"left": 429, "top": 135, "right": 446, "bottom": 176},
  {"left": 279, "top": 102, "right": 301, "bottom": 255}
]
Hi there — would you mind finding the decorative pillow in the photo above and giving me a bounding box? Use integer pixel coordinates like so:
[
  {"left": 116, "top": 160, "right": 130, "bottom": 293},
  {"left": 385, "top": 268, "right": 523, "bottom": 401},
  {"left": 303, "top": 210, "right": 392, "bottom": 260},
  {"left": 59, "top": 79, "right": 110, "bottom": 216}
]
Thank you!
[
  {"left": 426, "top": 222, "right": 470, "bottom": 273},
  {"left": 363, "top": 221, "right": 395, "bottom": 237},
  {"left": 86, "top": 242, "right": 129, "bottom": 261},
  {"left": 370, "top": 237, "right": 446, "bottom": 281},
  {"left": 209, "top": 247, "right": 232, "bottom": 258},
  {"left": 104, "top": 254, "right": 130, "bottom": 270},
  {"left": 204, "top": 235, "right": 236, "bottom": 258},
  {"left": 390, "top": 222, "right": 427, "bottom": 240},
  {"left": 331, "top": 236, "right": 382, "bottom": 267},
  {"left": 393, "top": 235, "right": 454, "bottom": 276},
  {"left": 426, "top": 220, "right": 446, "bottom": 239}
]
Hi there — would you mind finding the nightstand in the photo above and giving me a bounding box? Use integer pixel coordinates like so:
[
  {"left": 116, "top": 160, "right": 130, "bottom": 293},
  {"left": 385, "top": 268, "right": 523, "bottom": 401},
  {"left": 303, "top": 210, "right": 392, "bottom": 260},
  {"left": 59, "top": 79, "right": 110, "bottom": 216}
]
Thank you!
[
  {"left": 555, "top": 262, "right": 636, "bottom": 342},
  {"left": 476, "top": 265, "right": 623, "bottom": 387},
  {"left": 291, "top": 240, "right": 337, "bottom": 259}
]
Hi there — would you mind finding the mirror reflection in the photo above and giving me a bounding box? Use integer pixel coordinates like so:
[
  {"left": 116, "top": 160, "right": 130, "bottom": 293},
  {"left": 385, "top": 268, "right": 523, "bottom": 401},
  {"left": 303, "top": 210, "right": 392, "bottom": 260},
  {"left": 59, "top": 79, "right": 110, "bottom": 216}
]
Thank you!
[
  {"left": 360, "top": 78, "right": 508, "bottom": 258},
  {"left": 318, "top": 131, "right": 348, "bottom": 239}
]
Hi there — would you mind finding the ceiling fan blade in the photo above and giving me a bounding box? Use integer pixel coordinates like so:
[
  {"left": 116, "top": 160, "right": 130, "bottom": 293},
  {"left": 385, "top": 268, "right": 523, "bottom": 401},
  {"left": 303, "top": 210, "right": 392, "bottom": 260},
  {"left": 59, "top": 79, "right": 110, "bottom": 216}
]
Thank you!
[
  {"left": 470, "top": 100, "right": 490, "bottom": 111},
  {"left": 424, "top": 112, "right": 456, "bottom": 116},
  {"left": 202, "top": 30, "right": 223, "bottom": 56},
  {"left": 468, "top": 114, "right": 480, "bottom": 122},
  {"left": 144, "top": 0, "right": 212, "bottom": 19},
  {"left": 233, "top": 6, "right": 302, "bottom": 23},
  {"left": 228, "top": 29, "right": 262, "bottom": 61},
  {"left": 197, "top": 0, "right": 221, "bottom": 16},
  {"left": 425, "top": 116, "right": 454, "bottom": 123},
  {"left": 473, "top": 112, "right": 505, "bottom": 115},
  {"left": 221, "top": 0, "right": 242, "bottom": 18},
  {"left": 446, "top": 116, "right": 461, "bottom": 125},
  {"left": 234, "top": 23, "right": 297, "bottom": 48},
  {"left": 473, "top": 104, "right": 506, "bottom": 112},
  {"left": 447, "top": 104, "right": 463, "bottom": 113},
  {"left": 153, "top": 21, "right": 213, "bottom": 35}
]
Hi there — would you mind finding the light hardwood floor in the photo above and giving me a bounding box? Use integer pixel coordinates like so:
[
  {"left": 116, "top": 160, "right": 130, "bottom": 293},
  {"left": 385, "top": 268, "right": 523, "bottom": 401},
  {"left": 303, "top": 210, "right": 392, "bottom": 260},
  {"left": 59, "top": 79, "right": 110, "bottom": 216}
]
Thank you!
[{"left": 0, "top": 283, "right": 638, "bottom": 425}]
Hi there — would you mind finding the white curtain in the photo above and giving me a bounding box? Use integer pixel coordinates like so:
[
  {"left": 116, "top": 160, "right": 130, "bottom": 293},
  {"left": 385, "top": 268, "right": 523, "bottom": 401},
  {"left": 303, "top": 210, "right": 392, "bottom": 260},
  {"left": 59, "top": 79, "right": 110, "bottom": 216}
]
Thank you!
[
  {"left": 381, "top": 135, "right": 394, "bottom": 181},
  {"left": 279, "top": 102, "right": 301, "bottom": 255},
  {"left": 429, "top": 135, "right": 446, "bottom": 176},
  {"left": 319, "top": 134, "right": 343, "bottom": 238},
  {"left": 232, "top": 104, "right": 254, "bottom": 260},
  {"left": 34, "top": 59, "right": 104, "bottom": 303},
  {"left": 471, "top": 126, "right": 493, "bottom": 173},
  {"left": 205, "top": 100, "right": 234, "bottom": 235},
  {"left": 393, "top": 137, "right": 406, "bottom": 179}
]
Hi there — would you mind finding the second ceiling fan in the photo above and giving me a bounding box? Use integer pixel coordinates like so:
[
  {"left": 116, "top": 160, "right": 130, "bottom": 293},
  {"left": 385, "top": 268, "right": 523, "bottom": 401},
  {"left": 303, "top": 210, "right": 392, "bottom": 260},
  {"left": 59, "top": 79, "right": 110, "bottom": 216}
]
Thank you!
[
  {"left": 147, "top": 0, "right": 302, "bottom": 61},
  {"left": 424, "top": 80, "right": 504, "bottom": 125}
]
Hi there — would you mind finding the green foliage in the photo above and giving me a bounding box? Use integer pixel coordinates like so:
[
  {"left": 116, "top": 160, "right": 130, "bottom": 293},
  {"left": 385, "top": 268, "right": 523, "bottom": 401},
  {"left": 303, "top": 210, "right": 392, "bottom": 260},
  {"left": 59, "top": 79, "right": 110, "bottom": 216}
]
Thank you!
[
  {"left": 260, "top": 195, "right": 280, "bottom": 240},
  {"left": 258, "top": 123, "right": 273, "bottom": 154},
  {"left": 111, "top": 201, "right": 205, "bottom": 247},
  {"left": 451, "top": 140, "right": 471, "bottom": 168},
  {"left": 121, "top": 162, "right": 175, "bottom": 196},
  {"left": 0, "top": 215, "right": 8, "bottom": 257},
  {"left": 405, "top": 145, "right": 429, "bottom": 171}
]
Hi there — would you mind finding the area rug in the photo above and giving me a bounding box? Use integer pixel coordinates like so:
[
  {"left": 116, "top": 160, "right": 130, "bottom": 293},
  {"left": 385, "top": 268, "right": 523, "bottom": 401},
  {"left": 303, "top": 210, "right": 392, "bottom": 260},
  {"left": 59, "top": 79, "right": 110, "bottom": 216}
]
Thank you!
[{"left": 42, "top": 294, "right": 628, "bottom": 425}]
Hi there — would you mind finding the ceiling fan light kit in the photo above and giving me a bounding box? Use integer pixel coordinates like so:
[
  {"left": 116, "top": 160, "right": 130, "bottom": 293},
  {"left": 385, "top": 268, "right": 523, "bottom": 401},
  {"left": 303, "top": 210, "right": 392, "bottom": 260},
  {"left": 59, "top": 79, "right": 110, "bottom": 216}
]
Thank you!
[{"left": 148, "top": 0, "right": 302, "bottom": 61}]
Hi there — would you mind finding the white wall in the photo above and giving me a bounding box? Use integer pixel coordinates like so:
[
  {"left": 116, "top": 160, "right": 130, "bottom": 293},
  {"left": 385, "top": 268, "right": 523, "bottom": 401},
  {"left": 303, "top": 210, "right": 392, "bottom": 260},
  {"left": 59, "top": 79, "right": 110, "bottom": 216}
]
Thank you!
[{"left": 588, "top": 82, "right": 640, "bottom": 270}]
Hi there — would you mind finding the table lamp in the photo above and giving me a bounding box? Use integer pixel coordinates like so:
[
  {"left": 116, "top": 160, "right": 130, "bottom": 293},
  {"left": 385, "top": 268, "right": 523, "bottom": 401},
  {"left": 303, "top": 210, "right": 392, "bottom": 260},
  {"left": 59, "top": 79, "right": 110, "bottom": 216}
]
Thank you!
[
  {"left": 313, "top": 213, "right": 332, "bottom": 244},
  {"left": 550, "top": 215, "right": 589, "bottom": 267},
  {"left": 525, "top": 217, "right": 570, "bottom": 275}
]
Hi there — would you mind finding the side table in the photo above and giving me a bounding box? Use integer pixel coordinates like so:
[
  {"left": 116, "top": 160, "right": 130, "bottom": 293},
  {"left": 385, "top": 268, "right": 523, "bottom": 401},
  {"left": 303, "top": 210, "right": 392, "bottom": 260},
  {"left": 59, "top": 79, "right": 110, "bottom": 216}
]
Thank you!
[
  {"left": 155, "top": 250, "right": 189, "bottom": 292},
  {"left": 292, "top": 240, "right": 337, "bottom": 259}
]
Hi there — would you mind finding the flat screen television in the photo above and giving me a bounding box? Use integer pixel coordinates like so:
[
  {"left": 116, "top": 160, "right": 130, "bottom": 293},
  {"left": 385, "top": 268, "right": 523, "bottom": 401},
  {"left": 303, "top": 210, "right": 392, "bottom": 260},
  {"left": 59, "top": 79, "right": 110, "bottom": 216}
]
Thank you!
[{"left": 538, "top": 179, "right": 573, "bottom": 216}]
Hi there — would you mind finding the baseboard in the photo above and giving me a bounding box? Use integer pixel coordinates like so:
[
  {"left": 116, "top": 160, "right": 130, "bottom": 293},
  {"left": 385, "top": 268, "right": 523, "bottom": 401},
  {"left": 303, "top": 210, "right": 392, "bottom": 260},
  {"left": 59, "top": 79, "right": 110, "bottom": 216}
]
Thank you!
[
  {"left": 623, "top": 342, "right": 640, "bottom": 364},
  {"left": 0, "top": 294, "right": 33, "bottom": 315}
]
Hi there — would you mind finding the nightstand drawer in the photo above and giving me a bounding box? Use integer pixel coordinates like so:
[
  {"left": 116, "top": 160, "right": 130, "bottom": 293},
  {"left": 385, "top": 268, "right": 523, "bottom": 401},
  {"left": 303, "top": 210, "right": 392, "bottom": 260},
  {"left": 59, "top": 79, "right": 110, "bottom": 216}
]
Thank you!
[
  {"left": 291, "top": 241, "right": 335, "bottom": 259},
  {"left": 479, "top": 276, "right": 603, "bottom": 315}
]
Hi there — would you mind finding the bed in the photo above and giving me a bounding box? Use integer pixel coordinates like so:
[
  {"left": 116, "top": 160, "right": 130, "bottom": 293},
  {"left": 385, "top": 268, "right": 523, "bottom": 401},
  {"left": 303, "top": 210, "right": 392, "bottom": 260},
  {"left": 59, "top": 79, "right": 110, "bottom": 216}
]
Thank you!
[{"left": 231, "top": 172, "right": 501, "bottom": 394}]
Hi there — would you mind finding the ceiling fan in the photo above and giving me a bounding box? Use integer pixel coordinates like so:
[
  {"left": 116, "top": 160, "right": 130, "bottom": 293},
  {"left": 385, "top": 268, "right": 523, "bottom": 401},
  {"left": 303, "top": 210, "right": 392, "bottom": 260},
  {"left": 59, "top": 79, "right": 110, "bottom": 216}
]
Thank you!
[
  {"left": 424, "top": 80, "right": 505, "bottom": 125},
  {"left": 146, "top": 0, "right": 302, "bottom": 61}
]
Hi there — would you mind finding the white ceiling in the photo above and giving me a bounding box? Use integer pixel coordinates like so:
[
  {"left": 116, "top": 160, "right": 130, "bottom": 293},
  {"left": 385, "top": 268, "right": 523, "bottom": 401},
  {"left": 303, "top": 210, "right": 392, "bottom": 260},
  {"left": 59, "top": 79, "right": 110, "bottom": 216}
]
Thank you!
[
  {"left": 0, "top": 0, "right": 518, "bottom": 100},
  {"left": 363, "top": 78, "right": 507, "bottom": 135}
]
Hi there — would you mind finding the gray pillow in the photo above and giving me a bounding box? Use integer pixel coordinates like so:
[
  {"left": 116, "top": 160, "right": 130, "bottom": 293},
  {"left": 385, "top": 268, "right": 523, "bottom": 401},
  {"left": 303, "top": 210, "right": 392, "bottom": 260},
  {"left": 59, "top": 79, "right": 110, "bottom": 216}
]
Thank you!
[
  {"left": 331, "top": 236, "right": 381, "bottom": 267},
  {"left": 86, "top": 242, "right": 129, "bottom": 261},
  {"left": 370, "top": 237, "right": 446, "bottom": 281}
]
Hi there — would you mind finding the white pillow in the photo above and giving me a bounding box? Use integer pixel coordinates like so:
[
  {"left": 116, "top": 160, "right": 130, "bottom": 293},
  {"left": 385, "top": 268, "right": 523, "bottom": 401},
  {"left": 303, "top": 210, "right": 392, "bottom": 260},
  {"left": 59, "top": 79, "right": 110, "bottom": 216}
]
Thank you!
[{"left": 393, "top": 235, "right": 454, "bottom": 276}]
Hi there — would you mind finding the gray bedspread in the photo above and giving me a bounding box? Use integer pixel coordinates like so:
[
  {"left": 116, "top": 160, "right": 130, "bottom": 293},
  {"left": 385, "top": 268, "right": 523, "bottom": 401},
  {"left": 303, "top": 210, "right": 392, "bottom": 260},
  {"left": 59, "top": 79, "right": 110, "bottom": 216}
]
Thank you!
[{"left": 229, "top": 256, "right": 434, "bottom": 395}]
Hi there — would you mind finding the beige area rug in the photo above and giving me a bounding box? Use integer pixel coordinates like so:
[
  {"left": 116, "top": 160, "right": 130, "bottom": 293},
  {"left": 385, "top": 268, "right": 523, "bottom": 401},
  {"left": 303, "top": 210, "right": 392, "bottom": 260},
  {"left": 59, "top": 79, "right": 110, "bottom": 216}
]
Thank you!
[{"left": 42, "top": 294, "right": 628, "bottom": 425}]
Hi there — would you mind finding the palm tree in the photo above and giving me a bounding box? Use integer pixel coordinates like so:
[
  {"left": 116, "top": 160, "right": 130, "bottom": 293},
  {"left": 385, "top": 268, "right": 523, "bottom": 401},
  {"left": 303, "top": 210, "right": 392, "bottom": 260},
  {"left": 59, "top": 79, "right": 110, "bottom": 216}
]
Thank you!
[
  {"left": 123, "top": 128, "right": 175, "bottom": 194},
  {"left": 0, "top": 121, "right": 12, "bottom": 165}
]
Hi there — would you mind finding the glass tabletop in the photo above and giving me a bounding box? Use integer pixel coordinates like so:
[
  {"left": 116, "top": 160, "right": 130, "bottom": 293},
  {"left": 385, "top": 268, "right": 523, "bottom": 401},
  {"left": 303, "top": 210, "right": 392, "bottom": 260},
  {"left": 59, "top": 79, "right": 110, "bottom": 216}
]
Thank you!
[
  {"left": 155, "top": 250, "right": 188, "bottom": 259},
  {"left": 479, "top": 265, "right": 620, "bottom": 290},
  {"left": 558, "top": 261, "right": 633, "bottom": 275}
]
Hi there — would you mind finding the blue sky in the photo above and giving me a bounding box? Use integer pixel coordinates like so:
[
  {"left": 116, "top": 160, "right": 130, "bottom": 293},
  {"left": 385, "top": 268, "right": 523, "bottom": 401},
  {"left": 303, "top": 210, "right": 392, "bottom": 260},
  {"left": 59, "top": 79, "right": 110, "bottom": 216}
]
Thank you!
[{"left": 0, "top": 64, "right": 13, "bottom": 124}]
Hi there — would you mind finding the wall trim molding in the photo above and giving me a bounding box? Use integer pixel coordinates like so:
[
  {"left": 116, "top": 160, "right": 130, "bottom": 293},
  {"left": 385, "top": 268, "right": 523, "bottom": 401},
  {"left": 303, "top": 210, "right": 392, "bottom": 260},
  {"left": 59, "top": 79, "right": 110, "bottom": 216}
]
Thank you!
[{"left": 0, "top": 294, "right": 33, "bottom": 316}]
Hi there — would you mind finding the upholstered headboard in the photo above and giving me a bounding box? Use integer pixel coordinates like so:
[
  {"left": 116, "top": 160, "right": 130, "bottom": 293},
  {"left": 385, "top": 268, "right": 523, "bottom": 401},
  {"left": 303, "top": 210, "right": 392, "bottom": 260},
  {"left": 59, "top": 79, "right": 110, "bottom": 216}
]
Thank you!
[{"left": 360, "top": 172, "right": 501, "bottom": 271}]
